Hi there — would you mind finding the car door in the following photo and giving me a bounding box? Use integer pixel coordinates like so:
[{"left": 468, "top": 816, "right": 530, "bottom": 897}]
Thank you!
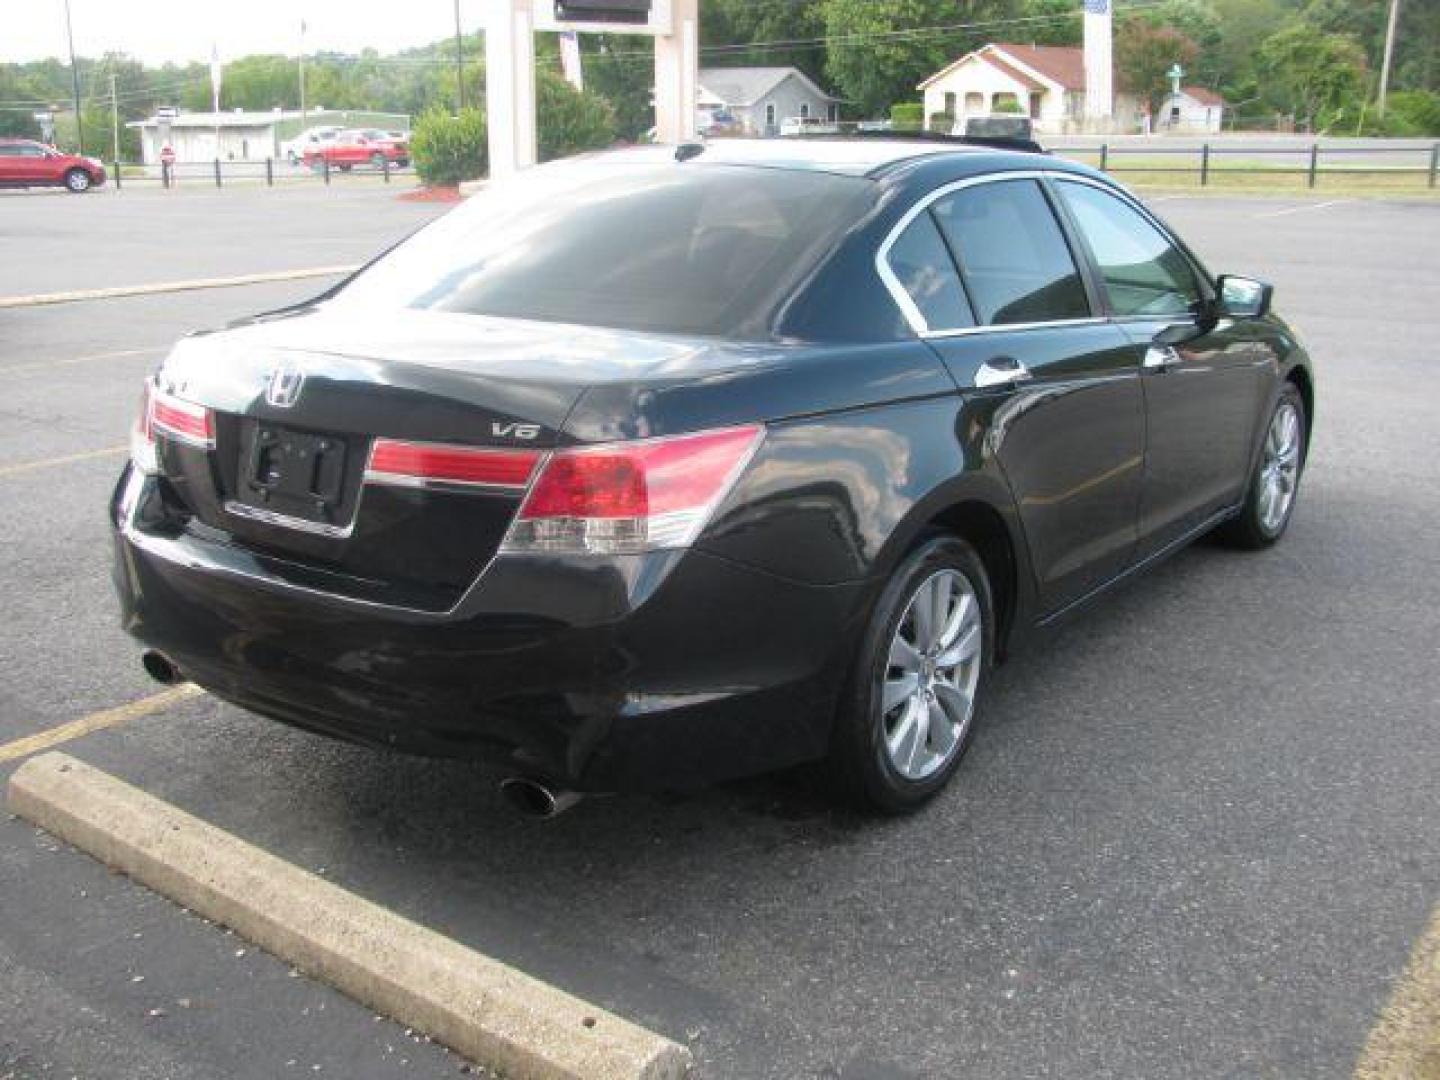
[
  {"left": 882, "top": 174, "right": 1145, "bottom": 616},
  {"left": 7, "top": 143, "right": 51, "bottom": 183},
  {"left": 1049, "top": 178, "right": 1273, "bottom": 558},
  {"left": 0, "top": 144, "right": 21, "bottom": 183}
]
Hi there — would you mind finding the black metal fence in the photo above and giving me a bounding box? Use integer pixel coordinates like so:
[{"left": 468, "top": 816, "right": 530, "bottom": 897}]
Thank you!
[
  {"left": 108, "top": 157, "right": 418, "bottom": 190},
  {"left": 1062, "top": 142, "right": 1439, "bottom": 188}
]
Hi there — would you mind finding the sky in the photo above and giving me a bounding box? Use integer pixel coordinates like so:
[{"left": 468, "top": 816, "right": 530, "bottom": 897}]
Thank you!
[{"left": 2, "top": 0, "right": 471, "bottom": 64}]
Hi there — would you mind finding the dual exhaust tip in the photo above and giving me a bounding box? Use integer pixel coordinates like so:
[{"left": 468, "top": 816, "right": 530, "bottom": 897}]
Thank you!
[{"left": 140, "top": 652, "right": 581, "bottom": 819}]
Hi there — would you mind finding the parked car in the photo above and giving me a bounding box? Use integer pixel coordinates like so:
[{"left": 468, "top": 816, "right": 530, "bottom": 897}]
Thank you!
[
  {"left": 281, "top": 125, "right": 343, "bottom": 165},
  {"left": 114, "top": 139, "right": 1312, "bottom": 814},
  {"left": 0, "top": 139, "right": 106, "bottom": 192},
  {"left": 780, "top": 116, "right": 841, "bottom": 136},
  {"left": 959, "top": 114, "right": 1035, "bottom": 142},
  {"left": 302, "top": 129, "right": 409, "bottom": 171},
  {"left": 697, "top": 109, "right": 742, "bottom": 137}
]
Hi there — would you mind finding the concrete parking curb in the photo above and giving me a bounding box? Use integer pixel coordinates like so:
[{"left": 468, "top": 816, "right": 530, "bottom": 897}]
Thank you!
[
  {"left": 6, "top": 752, "right": 691, "bottom": 1080},
  {"left": 0, "top": 265, "right": 358, "bottom": 309}
]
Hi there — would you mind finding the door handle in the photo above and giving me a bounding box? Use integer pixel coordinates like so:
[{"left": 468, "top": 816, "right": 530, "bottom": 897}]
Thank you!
[
  {"left": 1143, "top": 345, "right": 1181, "bottom": 373},
  {"left": 974, "top": 356, "right": 1033, "bottom": 389}
]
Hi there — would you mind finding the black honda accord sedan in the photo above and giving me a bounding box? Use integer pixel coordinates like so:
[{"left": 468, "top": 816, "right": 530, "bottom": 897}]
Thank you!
[{"left": 113, "top": 138, "right": 1312, "bottom": 813}]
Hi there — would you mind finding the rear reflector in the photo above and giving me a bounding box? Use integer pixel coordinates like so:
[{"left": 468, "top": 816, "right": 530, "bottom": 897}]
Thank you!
[
  {"left": 365, "top": 438, "right": 541, "bottom": 490},
  {"left": 149, "top": 386, "right": 214, "bottom": 449},
  {"left": 501, "top": 425, "right": 763, "bottom": 556}
]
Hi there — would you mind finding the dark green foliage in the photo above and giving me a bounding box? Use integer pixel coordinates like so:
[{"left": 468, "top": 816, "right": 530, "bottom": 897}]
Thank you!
[{"left": 411, "top": 107, "right": 487, "bottom": 187}]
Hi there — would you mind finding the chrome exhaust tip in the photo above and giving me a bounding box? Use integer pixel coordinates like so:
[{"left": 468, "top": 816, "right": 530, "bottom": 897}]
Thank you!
[
  {"left": 499, "top": 777, "right": 583, "bottom": 820},
  {"left": 140, "top": 650, "right": 184, "bottom": 686}
]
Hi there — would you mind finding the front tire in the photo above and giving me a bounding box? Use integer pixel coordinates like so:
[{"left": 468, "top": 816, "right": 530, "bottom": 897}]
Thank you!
[
  {"left": 829, "top": 536, "right": 993, "bottom": 813},
  {"left": 1217, "top": 383, "right": 1306, "bottom": 549},
  {"left": 64, "top": 168, "right": 91, "bottom": 193}
]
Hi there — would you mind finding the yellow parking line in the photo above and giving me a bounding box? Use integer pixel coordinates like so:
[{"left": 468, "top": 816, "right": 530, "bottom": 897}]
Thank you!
[
  {"left": 1356, "top": 904, "right": 1440, "bottom": 1079},
  {"left": 0, "top": 685, "right": 202, "bottom": 765},
  {"left": 0, "top": 445, "right": 127, "bottom": 478},
  {"left": 0, "top": 265, "right": 358, "bottom": 309}
]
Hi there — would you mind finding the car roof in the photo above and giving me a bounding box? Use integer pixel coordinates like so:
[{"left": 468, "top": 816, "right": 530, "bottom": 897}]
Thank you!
[{"left": 601, "top": 137, "right": 1047, "bottom": 178}]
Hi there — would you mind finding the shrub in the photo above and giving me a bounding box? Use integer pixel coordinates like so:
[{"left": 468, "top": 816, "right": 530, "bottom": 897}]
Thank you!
[
  {"left": 537, "top": 69, "right": 617, "bottom": 161},
  {"left": 929, "top": 111, "right": 954, "bottom": 131},
  {"left": 891, "top": 102, "right": 924, "bottom": 130},
  {"left": 411, "top": 107, "right": 487, "bottom": 187}
]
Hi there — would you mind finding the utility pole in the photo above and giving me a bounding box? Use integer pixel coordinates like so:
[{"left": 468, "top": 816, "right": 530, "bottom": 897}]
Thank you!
[
  {"left": 454, "top": 0, "right": 465, "bottom": 112},
  {"left": 63, "top": 0, "right": 84, "bottom": 154},
  {"left": 1377, "top": 0, "right": 1402, "bottom": 118},
  {"left": 110, "top": 71, "right": 119, "bottom": 162}
]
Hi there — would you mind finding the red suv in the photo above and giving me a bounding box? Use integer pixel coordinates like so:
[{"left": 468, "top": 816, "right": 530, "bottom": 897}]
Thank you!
[
  {"left": 0, "top": 139, "right": 107, "bottom": 192},
  {"left": 302, "top": 129, "right": 409, "bottom": 171}
]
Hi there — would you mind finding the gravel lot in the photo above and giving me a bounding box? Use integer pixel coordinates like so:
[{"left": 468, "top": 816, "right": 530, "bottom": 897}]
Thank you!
[{"left": 1, "top": 185, "right": 1436, "bottom": 1079}]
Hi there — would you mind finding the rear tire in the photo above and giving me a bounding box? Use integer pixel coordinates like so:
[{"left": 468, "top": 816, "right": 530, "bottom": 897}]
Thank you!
[
  {"left": 828, "top": 536, "right": 993, "bottom": 813},
  {"left": 64, "top": 168, "right": 91, "bottom": 193},
  {"left": 1216, "top": 383, "right": 1307, "bottom": 549}
]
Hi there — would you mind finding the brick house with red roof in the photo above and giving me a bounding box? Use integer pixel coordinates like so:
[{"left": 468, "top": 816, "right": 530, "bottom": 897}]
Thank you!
[{"left": 918, "top": 42, "right": 1147, "bottom": 134}]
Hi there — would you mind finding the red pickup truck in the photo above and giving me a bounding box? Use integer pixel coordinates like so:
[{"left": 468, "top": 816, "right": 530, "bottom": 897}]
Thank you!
[
  {"left": 302, "top": 129, "right": 410, "bottom": 171},
  {"left": 0, "top": 139, "right": 107, "bottom": 192}
]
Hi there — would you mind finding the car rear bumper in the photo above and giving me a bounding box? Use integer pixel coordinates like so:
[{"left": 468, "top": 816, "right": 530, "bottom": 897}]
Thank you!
[{"left": 111, "top": 466, "right": 867, "bottom": 791}]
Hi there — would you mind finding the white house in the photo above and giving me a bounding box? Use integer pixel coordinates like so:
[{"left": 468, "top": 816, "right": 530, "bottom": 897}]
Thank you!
[
  {"left": 128, "top": 108, "right": 411, "bottom": 164},
  {"left": 919, "top": 42, "right": 1146, "bottom": 135},
  {"left": 1158, "top": 86, "right": 1225, "bottom": 133},
  {"left": 697, "top": 67, "right": 841, "bottom": 136}
]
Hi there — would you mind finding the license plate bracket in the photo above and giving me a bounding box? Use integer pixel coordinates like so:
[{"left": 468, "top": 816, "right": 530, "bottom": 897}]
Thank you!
[{"left": 238, "top": 423, "right": 348, "bottom": 525}]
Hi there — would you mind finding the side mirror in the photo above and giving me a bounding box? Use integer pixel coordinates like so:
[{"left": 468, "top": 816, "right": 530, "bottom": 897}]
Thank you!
[{"left": 1218, "top": 274, "right": 1273, "bottom": 318}]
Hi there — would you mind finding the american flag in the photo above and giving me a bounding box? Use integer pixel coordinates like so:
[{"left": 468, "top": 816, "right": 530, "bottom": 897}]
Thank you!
[{"left": 1084, "top": 0, "right": 1110, "bottom": 12}]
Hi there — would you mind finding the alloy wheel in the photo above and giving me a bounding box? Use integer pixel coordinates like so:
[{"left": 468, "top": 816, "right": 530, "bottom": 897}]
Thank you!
[
  {"left": 881, "top": 569, "right": 982, "bottom": 781},
  {"left": 1258, "top": 399, "right": 1301, "bottom": 534}
]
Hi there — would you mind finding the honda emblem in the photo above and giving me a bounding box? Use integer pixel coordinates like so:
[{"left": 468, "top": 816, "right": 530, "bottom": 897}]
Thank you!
[{"left": 265, "top": 364, "right": 305, "bottom": 409}]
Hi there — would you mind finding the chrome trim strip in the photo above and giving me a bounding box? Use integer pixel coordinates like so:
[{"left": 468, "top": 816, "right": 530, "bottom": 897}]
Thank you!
[
  {"left": 362, "top": 469, "right": 534, "bottom": 493},
  {"left": 923, "top": 316, "right": 1106, "bottom": 341},
  {"left": 222, "top": 500, "right": 355, "bottom": 539}
]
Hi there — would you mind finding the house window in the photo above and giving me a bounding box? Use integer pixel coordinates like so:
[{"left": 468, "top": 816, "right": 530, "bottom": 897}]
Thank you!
[
  {"left": 765, "top": 102, "right": 776, "bottom": 127},
  {"left": 800, "top": 103, "right": 810, "bottom": 119},
  {"left": 828, "top": 102, "right": 838, "bottom": 122},
  {"left": 965, "top": 92, "right": 983, "bottom": 113},
  {"left": 1029, "top": 93, "right": 1042, "bottom": 118},
  {"left": 944, "top": 92, "right": 957, "bottom": 116}
]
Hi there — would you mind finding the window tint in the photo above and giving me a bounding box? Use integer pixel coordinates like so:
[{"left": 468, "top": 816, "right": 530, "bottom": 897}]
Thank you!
[
  {"left": 333, "top": 162, "right": 874, "bottom": 338},
  {"left": 885, "top": 212, "right": 974, "bottom": 332},
  {"left": 1055, "top": 180, "right": 1200, "bottom": 317},
  {"left": 931, "top": 179, "right": 1090, "bottom": 325},
  {"left": 0, "top": 146, "right": 18, "bottom": 157}
]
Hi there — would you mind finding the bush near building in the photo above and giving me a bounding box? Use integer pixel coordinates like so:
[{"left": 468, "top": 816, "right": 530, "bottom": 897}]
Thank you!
[
  {"left": 411, "top": 108, "right": 488, "bottom": 187},
  {"left": 411, "top": 72, "right": 616, "bottom": 186}
]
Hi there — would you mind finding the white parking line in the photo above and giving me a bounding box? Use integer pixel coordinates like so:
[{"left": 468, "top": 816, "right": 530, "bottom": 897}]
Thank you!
[
  {"left": 7, "top": 753, "right": 691, "bottom": 1080},
  {"left": 0, "top": 265, "right": 357, "bottom": 309},
  {"left": 1254, "top": 199, "right": 1354, "bottom": 219},
  {"left": 3, "top": 346, "right": 166, "bottom": 377}
]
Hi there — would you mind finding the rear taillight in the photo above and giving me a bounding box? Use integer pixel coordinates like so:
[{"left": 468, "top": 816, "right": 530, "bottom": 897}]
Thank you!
[
  {"left": 500, "top": 425, "right": 763, "bottom": 556},
  {"left": 130, "top": 381, "right": 214, "bottom": 472},
  {"left": 365, "top": 439, "right": 542, "bottom": 489},
  {"left": 150, "top": 387, "right": 214, "bottom": 448}
]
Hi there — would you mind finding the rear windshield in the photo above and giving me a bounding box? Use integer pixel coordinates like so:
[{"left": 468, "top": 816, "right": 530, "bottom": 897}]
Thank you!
[{"left": 332, "top": 160, "right": 874, "bottom": 338}]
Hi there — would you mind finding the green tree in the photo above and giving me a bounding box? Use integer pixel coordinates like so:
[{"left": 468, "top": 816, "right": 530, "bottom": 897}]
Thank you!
[
  {"left": 1018, "top": 0, "right": 1082, "bottom": 46},
  {"left": 701, "top": 0, "right": 828, "bottom": 82},
  {"left": 536, "top": 67, "right": 617, "bottom": 160},
  {"left": 1115, "top": 21, "right": 1200, "bottom": 113},
  {"left": 1257, "top": 23, "right": 1369, "bottom": 129},
  {"left": 823, "top": 0, "right": 1008, "bottom": 118}
]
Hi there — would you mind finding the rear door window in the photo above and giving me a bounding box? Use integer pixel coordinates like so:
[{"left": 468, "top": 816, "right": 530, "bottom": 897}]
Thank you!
[
  {"left": 930, "top": 179, "right": 1090, "bottom": 326},
  {"left": 884, "top": 212, "right": 974, "bottom": 332},
  {"left": 1053, "top": 180, "right": 1200, "bottom": 318}
]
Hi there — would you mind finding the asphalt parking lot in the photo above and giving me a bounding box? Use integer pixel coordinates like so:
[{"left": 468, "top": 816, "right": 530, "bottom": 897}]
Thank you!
[{"left": 1, "top": 184, "right": 1437, "bottom": 1079}]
